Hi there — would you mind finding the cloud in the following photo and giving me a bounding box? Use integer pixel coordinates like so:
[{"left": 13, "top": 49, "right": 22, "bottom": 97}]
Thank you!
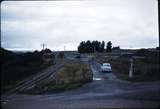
[{"left": 1, "top": 0, "right": 158, "bottom": 51}]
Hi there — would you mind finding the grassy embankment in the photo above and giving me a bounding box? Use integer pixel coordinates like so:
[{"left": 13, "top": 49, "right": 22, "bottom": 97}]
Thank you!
[
  {"left": 132, "top": 56, "right": 159, "bottom": 81},
  {"left": 96, "top": 49, "right": 160, "bottom": 81},
  {"left": 24, "top": 62, "right": 93, "bottom": 94},
  {"left": 1, "top": 48, "right": 54, "bottom": 93}
]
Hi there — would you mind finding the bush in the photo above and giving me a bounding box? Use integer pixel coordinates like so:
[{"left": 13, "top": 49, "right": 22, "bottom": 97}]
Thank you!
[
  {"left": 57, "top": 63, "right": 92, "bottom": 84},
  {"left": 132, "top": 58, "right": 160, "bottom": 81},
  {"left": 109, "top": 57, "right": 130, "bottom": 74},
  {"left": 1, "top": 48, "right": 53, "bottom": 93}
]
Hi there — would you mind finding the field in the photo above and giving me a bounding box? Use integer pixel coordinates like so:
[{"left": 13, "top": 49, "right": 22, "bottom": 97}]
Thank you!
[{"left": 95, "top": 49, "right": 160, "bottom": 81}]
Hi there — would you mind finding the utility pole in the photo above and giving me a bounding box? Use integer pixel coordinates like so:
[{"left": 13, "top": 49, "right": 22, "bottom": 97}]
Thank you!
[
  {"left": 64, "top": 45, "right": 65, "bottom": 51},
  {"left": 41, "top": 43, "right": 46, "bottom": 50}
]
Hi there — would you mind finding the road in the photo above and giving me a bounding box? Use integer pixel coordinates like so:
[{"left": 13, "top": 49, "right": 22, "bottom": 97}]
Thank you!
[{"left": 1, "top": 55, "right": 160, "bottom": 109}]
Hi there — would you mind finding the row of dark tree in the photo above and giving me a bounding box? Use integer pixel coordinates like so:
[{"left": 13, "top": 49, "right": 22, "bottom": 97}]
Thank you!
[
  {"left": 1, "top": 47, "right": 54, "bottom": 93},
  {"left": 78, "top": 40, "right": 112, "bottom": 53}
]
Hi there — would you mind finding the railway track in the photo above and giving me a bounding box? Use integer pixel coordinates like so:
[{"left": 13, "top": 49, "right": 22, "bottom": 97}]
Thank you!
[{"left": 2, "top": 64, "right": 64, "bottom": 98}]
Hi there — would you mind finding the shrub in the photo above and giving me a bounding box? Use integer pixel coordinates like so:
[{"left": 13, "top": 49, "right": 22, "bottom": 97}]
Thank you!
[{"left": 57, "top": 63, "right": 92, "bottom": 84}]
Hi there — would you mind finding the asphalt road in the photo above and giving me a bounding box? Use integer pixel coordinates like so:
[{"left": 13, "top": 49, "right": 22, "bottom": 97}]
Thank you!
[{"left": 1, "top": 56, "right": 160, "bottom": 109}]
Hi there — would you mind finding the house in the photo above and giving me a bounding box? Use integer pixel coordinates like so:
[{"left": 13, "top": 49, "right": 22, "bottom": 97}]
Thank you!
[{"left": 40, "top": 48, "right": 54, "bottom": 63}]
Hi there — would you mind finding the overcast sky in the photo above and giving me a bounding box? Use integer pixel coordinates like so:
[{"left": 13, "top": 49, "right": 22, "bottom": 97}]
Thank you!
[{"left": 1, "top": 0, "right": 159, "bottom": 51}]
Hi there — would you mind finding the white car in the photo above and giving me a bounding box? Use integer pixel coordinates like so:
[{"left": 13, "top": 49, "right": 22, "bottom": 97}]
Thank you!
[{"left": 101, "top": 63, "right": 112, "bottom": 72}]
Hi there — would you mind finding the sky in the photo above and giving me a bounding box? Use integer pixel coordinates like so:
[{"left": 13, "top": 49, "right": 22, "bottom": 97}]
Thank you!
[{"left": 1, "top": 0, "right": 159, "bottom": 51}]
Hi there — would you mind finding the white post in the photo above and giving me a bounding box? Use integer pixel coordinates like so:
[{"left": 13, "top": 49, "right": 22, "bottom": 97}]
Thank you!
[{"left": 129, "top": 58, "right": 133, "bottom": 78}]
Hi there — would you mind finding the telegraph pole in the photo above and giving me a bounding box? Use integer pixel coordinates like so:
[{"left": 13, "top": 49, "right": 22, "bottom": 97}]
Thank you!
[
  {"left": 41, "top": 43, "right": 46, "bottom": 50},
  {"left": 64, "top": 45, "right": 66, "bottom": 51}
]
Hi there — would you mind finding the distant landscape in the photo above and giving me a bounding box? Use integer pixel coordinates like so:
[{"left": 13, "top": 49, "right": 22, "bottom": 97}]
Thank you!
[{"left": 1, "top": 40, "right": 159, "bottom": 94}]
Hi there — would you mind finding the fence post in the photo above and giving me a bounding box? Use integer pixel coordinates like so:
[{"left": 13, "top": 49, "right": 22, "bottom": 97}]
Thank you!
[{"left": 129, "top": 58, "right": 133, "bottom": 78}]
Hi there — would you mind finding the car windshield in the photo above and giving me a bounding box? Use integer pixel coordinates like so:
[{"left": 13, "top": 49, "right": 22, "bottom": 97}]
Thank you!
[{"left": 103, "top": 63, "right": 110, "bottom": 66}]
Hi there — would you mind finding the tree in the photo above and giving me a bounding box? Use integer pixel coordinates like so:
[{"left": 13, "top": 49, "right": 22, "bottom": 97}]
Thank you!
[
  {"left": 78, "top": 40, "right": 109, "bottom": 53},
  {"left": 86, "top": 40, "right": 94, "bottom": 53},
  {"left": 92, "top": 40, "right": 101, "bottom": 52},
  {"left": 100, "top": 41, "right": 105, "bottom": 52},
  {"left": 78, "top": 40, "right": 94, "bottom": 53},
  {"left": 112, "top": 46, "right": 120, "bottom": 50},
  {"left": 156, "top": 47, "right": 159, "bottom": 50},
  {"left": 106, "top": 41, "right": 112, "bottom": 52}
]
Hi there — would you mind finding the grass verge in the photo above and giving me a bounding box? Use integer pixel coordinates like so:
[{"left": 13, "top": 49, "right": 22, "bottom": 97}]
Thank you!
[
  {"left": 96, "top": 54, "right": 160, "bottom": 82},
  {"left": 22, "top": 62, "right": 93, "bottom": 94}
]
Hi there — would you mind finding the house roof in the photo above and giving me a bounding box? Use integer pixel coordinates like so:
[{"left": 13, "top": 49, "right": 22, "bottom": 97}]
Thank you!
[{"left": 40, "top": 48, "right": 52, "bottom": 54}]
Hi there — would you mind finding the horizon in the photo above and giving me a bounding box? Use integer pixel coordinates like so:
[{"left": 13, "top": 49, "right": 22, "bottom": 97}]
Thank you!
[{"left": 3, "top": 46, "right": 158, "bottom": 52}]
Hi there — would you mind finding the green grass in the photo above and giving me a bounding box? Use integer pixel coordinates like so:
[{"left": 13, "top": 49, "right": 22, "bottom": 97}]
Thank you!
[
  {"left": 57, "top": 62, "right": 92, "bottom": 84},
  {"left": 1, "top": 48, "right": 56, "bottom": 94},
  {"left": 96, "top": 53, "right": 160, "bottom": 82},
  {"left": 1, "top": 63, "right": 53, "bottom": 94},
  {"left": 109, "top": 56, "right": 160, "bottom": 82},
  {"left": 22, "top": 62, "right": 93, "bottom": 94},
  {"left": 130, "top": 58, "right": 160, "bottom": 81}
]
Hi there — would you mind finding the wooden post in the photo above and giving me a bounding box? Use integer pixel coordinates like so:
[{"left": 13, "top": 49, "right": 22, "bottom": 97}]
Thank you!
[{"left": 129, "top": 58, "right": 133, "bottom": 78}]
